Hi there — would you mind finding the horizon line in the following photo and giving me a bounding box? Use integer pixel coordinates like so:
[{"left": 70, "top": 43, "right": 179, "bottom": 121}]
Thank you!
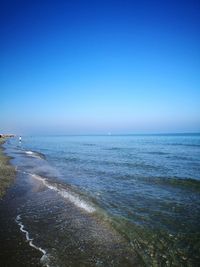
[{"left": 12, "top": 132, "right": 200, "bottom": 137}]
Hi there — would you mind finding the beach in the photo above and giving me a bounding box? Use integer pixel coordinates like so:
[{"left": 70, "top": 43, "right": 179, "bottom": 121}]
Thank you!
[
  {"left": 0, "top": 137, "right": 15, "bottom": 198},
  {"left": 0, "top": 137, "right": 43, "bottom": 266},
  {"left": 0, "top": 138, "right": 43, "bottom": 266},
  {"left": 1, "top": 0, "right": 199, "bottom": 265},
  {"left": 0, "top": 135, "right": 200, "bottom": 266},
  {"left": 0, "top": 137, "right": 142, "bottom": 266}
]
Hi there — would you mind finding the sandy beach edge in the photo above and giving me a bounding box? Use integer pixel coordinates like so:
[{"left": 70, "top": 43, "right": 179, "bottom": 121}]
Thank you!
[
  {"left": 0, "top": 137, "right": 44, "bottom": 266},
  {"left": 0, "top": 137, "right": 16, "bottom": 198}
]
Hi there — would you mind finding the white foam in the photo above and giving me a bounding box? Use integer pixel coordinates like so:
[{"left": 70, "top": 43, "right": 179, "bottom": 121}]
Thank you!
[
  {"left": 15, "top": 215, "right": 50, "bottom": 267},
  {"left": 31, "top": 174, "right": 95, "bottom": 213},
  {"left": 25, "top": 150, "right": 43, "bottom": 159},
  {"left": 26, "top": 151, "right": 34, "bottom": 155}
]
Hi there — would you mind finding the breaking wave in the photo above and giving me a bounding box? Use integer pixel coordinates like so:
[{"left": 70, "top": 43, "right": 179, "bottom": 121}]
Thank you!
[
  {"left": 25, "top": 150, "right": 45, "bottom": 159},
  {"left": 30, "top": 173, "right": 95, "bottom": 213}
]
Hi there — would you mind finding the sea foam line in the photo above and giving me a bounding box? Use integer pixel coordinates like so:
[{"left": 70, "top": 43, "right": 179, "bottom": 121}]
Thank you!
[
  {"left": 15, "top": 215, "right": 50, "bottom": 267},
  {"left": 31, "top": 173, "right": 95, "bottom": 213},
  {"left": 25, "top": 150, "right": 44, "bottom": 159}
]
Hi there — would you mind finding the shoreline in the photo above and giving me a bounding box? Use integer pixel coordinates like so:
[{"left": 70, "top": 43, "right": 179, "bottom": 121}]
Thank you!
[
  {"left": 0, "top": 137, "right": 16, "bottom": 198},
  {"left": 1, "top": 135, "right": 199, "bottom": 266},
  {"left": 0, "top": 137, "right": 142, "bottom": 266},
  {"left": 0, "top": 138, "right": 43, "bottom": 266},
  {"left": 0, "top": 183, "right": 43, "bottom": 267}
]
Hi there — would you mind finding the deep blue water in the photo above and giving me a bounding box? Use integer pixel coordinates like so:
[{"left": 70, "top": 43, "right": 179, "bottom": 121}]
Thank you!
[{"left": 5, "top": 134, "right": 200, "bottom": 266}]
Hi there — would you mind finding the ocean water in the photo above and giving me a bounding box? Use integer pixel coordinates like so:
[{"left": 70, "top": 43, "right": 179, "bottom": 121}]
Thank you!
[{"left": 4, "top": 134, "right": 200, "bottom": 266}]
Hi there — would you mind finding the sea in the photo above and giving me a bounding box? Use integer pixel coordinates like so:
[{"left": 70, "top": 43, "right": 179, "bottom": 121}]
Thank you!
[{"left": 2, "top": 134, "right": 200, "bottom": 266}]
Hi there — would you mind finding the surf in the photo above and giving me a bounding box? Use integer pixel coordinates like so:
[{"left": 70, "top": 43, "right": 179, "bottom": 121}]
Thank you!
[
  {"left": 30, "top": 173, "right": 96, "bottom": 213},
  {"left": 25, "top": 150, "right": 45, "bottom": 160},
  {"left": 15, "top": 215, "right": 50, "bottom": 267}
]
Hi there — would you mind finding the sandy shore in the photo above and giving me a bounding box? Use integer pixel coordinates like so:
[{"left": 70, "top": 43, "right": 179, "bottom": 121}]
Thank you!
[
  {"left": 0, "top": 137, "right": 16, "bottom": 198},
  {"left": 0, "top": 138, "right": 43, "bottom": 266}
]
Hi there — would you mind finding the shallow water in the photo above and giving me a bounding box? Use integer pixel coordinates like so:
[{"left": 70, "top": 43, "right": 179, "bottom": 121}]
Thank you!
[{"left": 4, "top": 134, "right": 200, "bottom": 266}]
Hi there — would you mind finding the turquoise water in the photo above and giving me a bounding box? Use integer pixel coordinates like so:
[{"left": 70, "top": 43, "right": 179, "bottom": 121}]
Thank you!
[{"left": 6, "top": 134, "right": 200, "bottom": 266}]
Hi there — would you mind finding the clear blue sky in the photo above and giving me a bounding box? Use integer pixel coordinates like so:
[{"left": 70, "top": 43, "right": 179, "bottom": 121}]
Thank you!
[{"left": 1, "top": 0, "right": 199, "bottom": 134}]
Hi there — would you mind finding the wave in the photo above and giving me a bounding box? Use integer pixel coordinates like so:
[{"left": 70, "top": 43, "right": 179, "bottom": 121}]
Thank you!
[
  {"left": 161, "top": 177, "right": 200, "bottom": 190},
  {"left": 82, "top": 143, "right": 96, "bottom": 146},
  {"left": 25, "top": 150, "right": 45, "bottom": 160},
  {"left": 141, "top": 176, "right": 200, "bottom": 191},
  {"left": 113, "top": 173, "right": 200, "bottom": 191},
  {"left": 64, "top": 156, "right": 80, "bottom": 163},
  {"left": 145, "top": 151, "right": 169, "bottom": 155},
  {"left": 30, "top": 173, "right": 95, "bottom": 213},
  {"left": 105, "top": 147, "right": 123, "bottom": 151},
  {"left": 169, "top": 143, "right": 200, "bottom": 148},
  {"left": 63, "top": 157, "right": 159, "bottom": 171},
  {"left": 166, "top": 155, "right": 195, "bottom": 161},
  {"left": 15, "top": 215, "right": 50, "bottom": 267}
]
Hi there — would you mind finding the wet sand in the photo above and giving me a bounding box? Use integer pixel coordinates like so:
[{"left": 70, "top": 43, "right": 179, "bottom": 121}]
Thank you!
[
  {"left": 0, "top": 138, "right": 15, "bottom": 198},
  {"left": 0, "top": 185, "right": 43, "bottom": 267},
  {"left": 0, "top": 139, "right": 42, "bottom": 266}
]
